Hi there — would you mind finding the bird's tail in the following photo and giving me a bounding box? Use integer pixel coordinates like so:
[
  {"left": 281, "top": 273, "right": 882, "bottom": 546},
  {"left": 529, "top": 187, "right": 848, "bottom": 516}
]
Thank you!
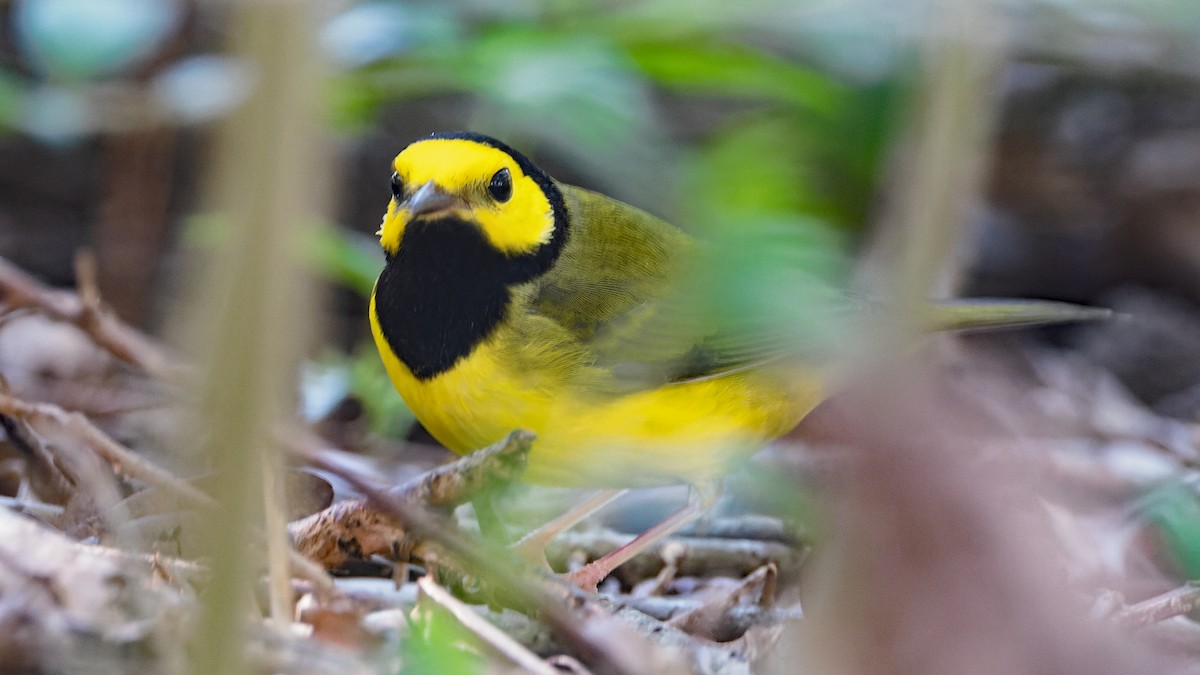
[{"left": 923, "top": 298, "right": 1114, "bottom": 332}]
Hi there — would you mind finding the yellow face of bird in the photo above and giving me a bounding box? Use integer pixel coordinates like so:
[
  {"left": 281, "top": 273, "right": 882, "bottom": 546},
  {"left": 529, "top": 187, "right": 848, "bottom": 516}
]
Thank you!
[{"left": 379, "top": 136, "right": 558, "bottom": 257}]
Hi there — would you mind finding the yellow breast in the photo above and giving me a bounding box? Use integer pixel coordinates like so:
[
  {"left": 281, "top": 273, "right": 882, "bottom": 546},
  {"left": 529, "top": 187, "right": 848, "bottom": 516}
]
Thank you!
[{"left": 370, "top": 294, "right": 822, "bottom": 488}]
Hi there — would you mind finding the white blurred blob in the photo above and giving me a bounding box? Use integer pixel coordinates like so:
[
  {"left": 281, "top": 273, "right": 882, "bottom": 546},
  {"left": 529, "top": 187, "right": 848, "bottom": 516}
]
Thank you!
[
  {"left": 299, "top": 362, "right": 350, "bottom": 422},
  {"left": 0, "top": 315, "right": 112, "bottom": 392},
  {"left": 151, "top": 55, "right": 257, "bottom": 125},
  {"left": 12, "top": 0, "right": 183, "bottom": 81},
  {"left": 18, "top": 84, "right": 92, "bottom": 144},
  {"left": 320, "top": 3, "right": 412, "bottom": 69}
]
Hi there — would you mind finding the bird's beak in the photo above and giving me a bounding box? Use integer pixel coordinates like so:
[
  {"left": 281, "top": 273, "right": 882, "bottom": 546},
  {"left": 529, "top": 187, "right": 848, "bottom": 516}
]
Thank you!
[{"left": 405, "top": 181, "right": 463, "bottom": 219}]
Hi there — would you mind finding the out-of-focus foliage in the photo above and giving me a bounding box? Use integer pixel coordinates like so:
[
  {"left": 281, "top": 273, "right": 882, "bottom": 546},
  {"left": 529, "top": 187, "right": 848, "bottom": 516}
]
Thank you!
[
  {"left": 13, "top": 0, "right": 182, "bottom": 81},
  {"left": 304, "top": 228, "right": 381, "bottom": 298},
  {"left": 1141, "top": 482, "right": 1200, "bottom": 580},
  {"left": 401, "top": 602, "right": 483, "bottom": 675},
  {"left": 326, "top": 0, "right": 905, "bottom": 237},
  {"left": 7, "top": 0, "right": 1200, "bottom": 439},
  {"left": 302, "top": 346, "right": 415, "bottom": 437}
]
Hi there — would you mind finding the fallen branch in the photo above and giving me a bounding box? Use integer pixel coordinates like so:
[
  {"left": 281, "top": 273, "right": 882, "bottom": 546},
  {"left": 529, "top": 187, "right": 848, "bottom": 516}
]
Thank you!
[
  {"left": 288, "top": 431, "right": 533, "bottom": 570},
  {"left": 547, "top": 529, "right": 799, "bottom": 584},
  {"left": 289, "top": 497, "right": 409, "bottom": 570},
  {"left": 614, "top": 594, "right": 804, "bottom": 628},
  {"left": 392, "top": 429, "right": 534, "bottom": 507}
]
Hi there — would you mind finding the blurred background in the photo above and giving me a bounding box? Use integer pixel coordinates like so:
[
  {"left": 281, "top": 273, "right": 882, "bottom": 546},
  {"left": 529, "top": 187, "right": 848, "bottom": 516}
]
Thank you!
[
  {"left": 2, "top": 0, "right": 1199, "bottom": 425},
  {"left": 3, "top": 0, "right": 1200, "bottom": 670}
]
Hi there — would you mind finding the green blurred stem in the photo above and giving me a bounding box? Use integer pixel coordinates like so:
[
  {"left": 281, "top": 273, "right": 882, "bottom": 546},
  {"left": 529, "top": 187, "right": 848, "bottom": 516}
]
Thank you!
[{"left": 188, "top": 2, "right": 323, "bottom": 673}]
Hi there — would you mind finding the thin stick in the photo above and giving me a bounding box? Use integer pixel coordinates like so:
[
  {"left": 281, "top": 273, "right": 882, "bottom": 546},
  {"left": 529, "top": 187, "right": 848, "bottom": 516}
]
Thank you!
[
  {"left": 0, "top": 391, "right": 213, "bottom": 509},
  {"left": 390, "top": 429, "right": 535, "bottom": 506},
  {"left": 0, "top": 254, "right": 178, "bottom": 380},
  {"left": 263, "top": 447, "right": 294, "bottom": 625},
  {"left": 1115, "top": 584, "right": 1200, "bottom": 629},
  {"left": 304, "top": 454, "right": 650, "bottom": 675},
  {"left": 288, "top": 431, "right": 534, "bottom": 569},
  {"left": 416, "top": 576, "right": 570, "bottom": 675},
  {"left": 0, "top": 495, "right": 64, "bottom": 518}
]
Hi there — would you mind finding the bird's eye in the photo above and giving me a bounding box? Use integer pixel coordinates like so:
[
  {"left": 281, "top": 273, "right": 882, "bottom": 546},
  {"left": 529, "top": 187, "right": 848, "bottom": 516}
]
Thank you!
[
  {"left": 390, "top": 172, "right": 404, "bottom": 201},
  {"left": 487, "top": 168, "right": 512, "bottom": 203}
]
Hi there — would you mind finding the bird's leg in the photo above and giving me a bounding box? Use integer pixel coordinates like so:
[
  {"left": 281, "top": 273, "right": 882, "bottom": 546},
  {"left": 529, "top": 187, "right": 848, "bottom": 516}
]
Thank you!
[
  {"left": 512, "top": 489, "right": 627, "bottom": 568},
  {"left": 564, "top": 482, "right": 720, "bottom": 592}
]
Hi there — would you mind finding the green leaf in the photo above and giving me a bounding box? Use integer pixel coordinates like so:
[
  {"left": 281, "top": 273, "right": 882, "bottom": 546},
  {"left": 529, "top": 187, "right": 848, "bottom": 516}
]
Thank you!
[
  {"left": 626, "top": 40, "right": 848, "bottom": 117},
  {"left": 401, "top": 602, "right": 484, "bottom": 675},
  {"left": 303, "top": 227, "right": 383, "bottom": 297},
  {"left": 1141, "top": 482, "right": 1200, "bottom": 579},
  {"left": 0, "top": 69, "right": 28, "bottom": 129},
  {"left": 348, "top": 343, "right": 415, "bottom": 438}
]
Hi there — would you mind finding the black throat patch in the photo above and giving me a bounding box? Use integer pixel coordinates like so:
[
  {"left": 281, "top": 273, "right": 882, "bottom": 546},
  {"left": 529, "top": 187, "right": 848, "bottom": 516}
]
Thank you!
[
  {"left": 374, "top": 216, "right": 539, "bottom": 380},
  {"left": 374, "top": 132, "right": 570, "bottom": 381}
]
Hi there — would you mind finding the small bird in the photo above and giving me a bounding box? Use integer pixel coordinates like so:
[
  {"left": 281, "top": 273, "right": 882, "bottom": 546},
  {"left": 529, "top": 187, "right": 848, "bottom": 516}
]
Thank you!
[{"left": 370, "top": 131, "right": 1107, "bottom": 589}]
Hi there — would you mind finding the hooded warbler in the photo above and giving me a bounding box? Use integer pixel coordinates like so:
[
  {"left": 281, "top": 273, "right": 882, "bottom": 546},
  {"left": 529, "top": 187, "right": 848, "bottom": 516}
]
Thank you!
[{"left": 370, "top": 131, "right": 1106, "bottom": 587}]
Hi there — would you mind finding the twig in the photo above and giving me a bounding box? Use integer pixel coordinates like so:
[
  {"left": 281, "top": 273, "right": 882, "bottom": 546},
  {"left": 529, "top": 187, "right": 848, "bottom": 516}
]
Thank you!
[
  {"left": 0, "top": 391, "right": 336, "bottom": 597},
  {"left": 288, "top": 497, "right": 409, "bottom": 570},
  {"left": 288, "top": 545, "right": 337, "bottom": 598},
  {"left": 666, "top": 564, "right": 778, "bottom": 642},
  {"left": 301, "top": 451, "right": 685, "bottom": 675},
  {"left": 685, "top": 515, "right": 797, "bottom": 544},
  {"left": 391, "top": 430, "right": 534, "bottom": 506},
  {"left": 288, "top": 430, "right": 533, "bottom": 569},
  {"left": 1115, "top": 584, "right": 1200, "bottom": 629},
  {"left": 0, "top": 391, "right": 213, "bottom": 510},
  {"left": 547, "top": 529, "right": 799, "bottom": 583},
  {"left": 0, "top": 495, "right": 64, "bottom": 519},
  {"left": 0, "top": 254, "right": 179, "bottom": 380},
  {"left": 416, "top": 575, "right": 571, "bottom": 675},
  {"left": 0, "top": 406, "right": 74, "bottom": 504},
  {"left": 264, "top": 446, "right": 293, "bottom": 626},
  {"left": 614, "top": 594, "right": 804, "bottom": 627},
  {"left": 88, "top": 546, "right": 209, "bottom": 586}
]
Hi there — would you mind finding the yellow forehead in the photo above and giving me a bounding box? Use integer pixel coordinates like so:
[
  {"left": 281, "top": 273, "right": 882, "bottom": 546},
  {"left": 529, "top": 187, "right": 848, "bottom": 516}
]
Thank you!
[
  {"left": 380, "top": 137, "right": 556, "bottom": 256},
  {"left": 394, "top": 139, "right": 522, "bottom": 190}
]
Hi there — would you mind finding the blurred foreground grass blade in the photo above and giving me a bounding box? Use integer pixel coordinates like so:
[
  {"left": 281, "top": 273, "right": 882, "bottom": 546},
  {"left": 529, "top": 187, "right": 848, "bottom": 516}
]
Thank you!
[{"left": 183, "top": 1, "right": 325, "bottom": 673}]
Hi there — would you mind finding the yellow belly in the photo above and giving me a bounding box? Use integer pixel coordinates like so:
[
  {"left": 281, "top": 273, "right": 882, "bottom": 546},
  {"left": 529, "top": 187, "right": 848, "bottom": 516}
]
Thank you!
[{"left": 370, "top": 297, "right": 823, "bottom": 488}]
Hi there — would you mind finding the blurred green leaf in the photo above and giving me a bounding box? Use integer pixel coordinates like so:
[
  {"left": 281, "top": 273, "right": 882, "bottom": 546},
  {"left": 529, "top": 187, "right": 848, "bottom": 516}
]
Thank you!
[
  {"left": 324, "top": 75, "right": 387, "bottom": 131},
  {"left": 0, "top": 70, "right": 28, "bottom": 130},
  {"left": 185, "top": 218, "right": 383, "bottom": 297},
  {"left": 627, "top": 39, "right": 847, "bottom": 117},
  {"left": 348, "top": 343, "right": 415, "bottom": 438},
  {"left": 1141, "top": 482, "right": 1200, "bottom": 579},
  {"left": 402, "top": 601, "right": 483, "bottom": 675},
  {"left": 687, "top": 116, "right": 828, "bottom": 219},
  {"left": 305, "top": 345, "right": 414, "bottom": 438},
  {"left": 303, "top": 228, "right": 383, "bottom": 297},
  {"left": 461, "top": 27, "right": 652, "bottom": 143}
]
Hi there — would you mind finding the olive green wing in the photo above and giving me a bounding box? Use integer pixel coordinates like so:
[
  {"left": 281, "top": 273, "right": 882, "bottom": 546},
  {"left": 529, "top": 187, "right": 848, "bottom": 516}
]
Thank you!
[
  {"left": 530, "top": 184, "right": 792, "bottom": 390},
  {"left": 528, "top": 184, "right": 1114, "bottom": 393}
]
